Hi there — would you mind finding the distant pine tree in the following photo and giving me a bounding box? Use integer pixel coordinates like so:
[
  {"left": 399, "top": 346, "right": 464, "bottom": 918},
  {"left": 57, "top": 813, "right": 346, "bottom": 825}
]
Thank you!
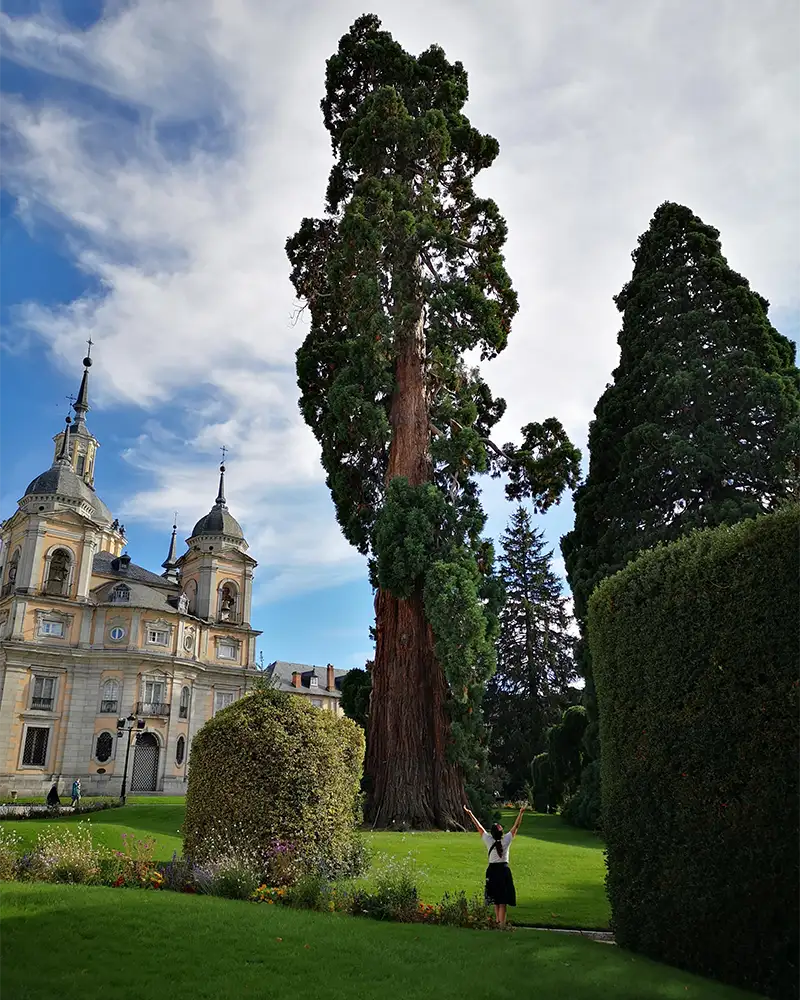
[{"left": 485, "top": 506, "right": 578, "bottom": 797}]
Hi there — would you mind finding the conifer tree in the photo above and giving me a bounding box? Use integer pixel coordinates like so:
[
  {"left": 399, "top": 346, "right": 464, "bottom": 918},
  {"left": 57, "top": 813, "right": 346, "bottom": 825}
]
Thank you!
[
  {"left": 561, "top": 201, "right": 800, "bottom": 823},
  {"left": 287, "top": 15, "right": 580, "bottom": 828},
  {"left": 484, "top": 507, "right": 577, "bottom": 796}
]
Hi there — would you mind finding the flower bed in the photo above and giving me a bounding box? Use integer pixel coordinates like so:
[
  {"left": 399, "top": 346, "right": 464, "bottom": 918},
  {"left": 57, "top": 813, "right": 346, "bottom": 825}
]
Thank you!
[
  {"left": 0, "top": 824, "right": 502, "bottom": 931},
  {"left": 0, "top": 798, "right": 121, "bottom": 820}
]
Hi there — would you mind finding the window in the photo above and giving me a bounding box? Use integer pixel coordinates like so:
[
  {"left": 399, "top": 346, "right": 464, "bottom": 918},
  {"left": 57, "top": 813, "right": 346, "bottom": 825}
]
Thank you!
[
  {"left": 95, "top": 732, "right": 113, "bottom": 763},
  {"left": 179, "top": 686, "right": 190, "bottom": 719},
  {"left": 101, "top": 679, "right": 119, "bottom": 714},
  {"left": 39, "top": 620, "right": 64, "bottom": 638},
  {"left": 147, "top": 628, "right": 169, "bottom": 646},
  {"left": 214, "top": 691, "right": 235, "bottom": 714},
  {"left": 217, "top": 641, "right": 238, "bottom": 661},
  {"left": 109, "top": 626, "right": 126, "bottom": 641},
  {"left": 311, "top": 698, "right": 323, "bottom": 708},
  {"left": 31, "top": 676, "right": 56, "bottom": 711},
  {"left": 22, "top": 727, "right": 49, "bottom": 766},
  {"left": 143, "top": 680, "right": 166, "bottom": 705},
  {"left": 76, "top": 454, "right": 86, "bottom": 476},
  {"left": 44, "top": 548, "right": 71, "bottom": 596},
  {"left": 2, "top": 549, "right": 19, "bottom": 596},
  {"left": 217, "top": 583, "right": 238, "bottom": 621},
  {"left": 110, "top": 585, "right": 130, "bottom": 603},
  {"left": 176, "top": 735, "right": 186, "bottom": 766},
  {"left": 309, "top": 674, "right": 319, "bottom": 687}
]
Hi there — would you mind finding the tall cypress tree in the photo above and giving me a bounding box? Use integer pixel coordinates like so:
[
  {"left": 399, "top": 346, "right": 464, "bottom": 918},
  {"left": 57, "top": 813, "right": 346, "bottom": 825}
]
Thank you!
[
  {"left": 287, "top": 15, "right": 580, "bottom": 829},
  {"left": 484, "top": 507, "right": 577, "bottom": 796},
  {"left": 561, "top": 201, "right": 800, "bottom": 816}
]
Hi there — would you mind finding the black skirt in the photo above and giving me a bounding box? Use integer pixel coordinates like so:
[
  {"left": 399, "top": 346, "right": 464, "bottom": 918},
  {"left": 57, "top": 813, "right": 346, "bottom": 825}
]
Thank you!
[{"left": 484, "top": 862, "right": 516, "bottom": 906}]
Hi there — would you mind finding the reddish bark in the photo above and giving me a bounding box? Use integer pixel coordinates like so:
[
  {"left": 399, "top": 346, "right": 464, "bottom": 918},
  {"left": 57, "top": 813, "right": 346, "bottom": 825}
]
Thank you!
[{"left": 365, "top": 281, "right": 466, "bottom": 830}]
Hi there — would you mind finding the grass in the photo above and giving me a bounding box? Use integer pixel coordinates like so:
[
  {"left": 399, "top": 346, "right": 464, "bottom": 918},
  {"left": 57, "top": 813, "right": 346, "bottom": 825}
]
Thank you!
[
  {"left": 1, "top": 883, "right": 765, "bottom": 1000},
  {"left": 1, "top": 802, "right": 608, "bottom": 928}
]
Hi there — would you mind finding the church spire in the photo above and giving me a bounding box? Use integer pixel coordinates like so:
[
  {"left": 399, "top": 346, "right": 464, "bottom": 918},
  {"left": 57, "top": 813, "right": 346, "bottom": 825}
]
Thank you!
[
  {"left": 215, "top": 446, "right": 228, "bottom": 507},
  {"left": 72, "top": 338, "right": 93, "bottom": 427},
  {"left": 56, "top": 416, "right": 72, "bottom": 464},
  {"left": 161, "top": 517, "right": 179, "bottom": 582}
]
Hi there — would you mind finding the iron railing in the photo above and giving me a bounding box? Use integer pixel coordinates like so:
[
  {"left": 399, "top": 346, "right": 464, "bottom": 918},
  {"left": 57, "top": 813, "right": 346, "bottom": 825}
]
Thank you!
[
  {"left": 100, "top": 700, "right": 119, "bottom": 714},
  {"left": 31, "top": 697, "right": 54, "bottom": 711},
  {"left": 136, "top": 701, "right": 171, "bottom": 718}
]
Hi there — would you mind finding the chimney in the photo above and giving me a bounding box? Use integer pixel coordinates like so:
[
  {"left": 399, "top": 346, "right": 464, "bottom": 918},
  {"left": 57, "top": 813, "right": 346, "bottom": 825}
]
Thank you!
[
  {"left": 326, "top": 663, "right": 335, "bottom": 691},
  {"left": 291, "top": 671, "right": 301, "bottom": 689}
]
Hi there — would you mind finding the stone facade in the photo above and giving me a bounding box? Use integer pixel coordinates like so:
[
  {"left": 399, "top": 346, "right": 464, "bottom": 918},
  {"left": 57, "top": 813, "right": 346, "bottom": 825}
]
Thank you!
[{"left": 0, "top": 352, "right": 261, "bottom": 798}]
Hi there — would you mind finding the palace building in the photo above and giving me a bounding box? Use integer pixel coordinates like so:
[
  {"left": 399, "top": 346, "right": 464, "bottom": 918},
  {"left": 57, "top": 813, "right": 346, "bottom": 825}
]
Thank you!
[{"left": 0, "top": 348, "right": 263, "bottom": 797}]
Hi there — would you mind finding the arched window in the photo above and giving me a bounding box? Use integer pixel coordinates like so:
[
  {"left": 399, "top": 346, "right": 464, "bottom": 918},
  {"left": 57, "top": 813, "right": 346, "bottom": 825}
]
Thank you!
[
  {"left": 95, "top": 732, "right": 114, "bottom": 763},
  {"left": 175, "top": 735, "right": 186, "bottom": 766},
  {"left": 3, "top": 549, "right": 19, "bottom": 596},
  {"left": 183, "top": 580, "right": 197, "bottom": 616},
  {"left": 179, "top": 686, "right": 190, "bottom": 719},
  {"left": 45, "top": 549, "right": 71, "bottom": 596},
  {"left": 217, "top": 582, "right": 238, "bottom": 621},
  {"left": 110, "top": 584, "right": 130, "bottom": 603},
  {"left": 101, "top": 679, "right": 120, "bottom": 714}
]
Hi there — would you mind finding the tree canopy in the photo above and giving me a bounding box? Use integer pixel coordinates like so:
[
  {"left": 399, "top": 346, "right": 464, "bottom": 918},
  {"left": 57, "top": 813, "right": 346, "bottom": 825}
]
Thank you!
[{"left": 287, "top": 14, "right": 580, "bottom": 827}]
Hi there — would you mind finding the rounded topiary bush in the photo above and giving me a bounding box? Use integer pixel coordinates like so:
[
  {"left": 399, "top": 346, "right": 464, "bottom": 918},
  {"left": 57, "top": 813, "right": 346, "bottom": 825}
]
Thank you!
[{"left": 183, "top": 689, "right": 365, "bottom": 879}]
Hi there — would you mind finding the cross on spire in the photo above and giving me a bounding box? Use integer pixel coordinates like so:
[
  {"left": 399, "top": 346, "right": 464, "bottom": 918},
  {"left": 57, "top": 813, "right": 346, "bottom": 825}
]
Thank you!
[
  {"left": 86, "top": 337, "right": 94, "bottom": 357},
  {"left": 220, "top": 445, "right": 228, "bottom": 464}
]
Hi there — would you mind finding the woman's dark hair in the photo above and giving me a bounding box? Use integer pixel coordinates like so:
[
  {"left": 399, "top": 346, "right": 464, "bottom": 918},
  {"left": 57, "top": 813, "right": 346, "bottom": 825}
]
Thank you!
[{"left": 489, "top": 823, "right": 504, "bottom": 859}]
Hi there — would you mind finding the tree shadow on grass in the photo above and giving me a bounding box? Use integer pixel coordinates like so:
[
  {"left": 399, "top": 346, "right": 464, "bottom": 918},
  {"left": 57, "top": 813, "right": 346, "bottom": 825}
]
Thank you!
[
  {"left": 499, "top": 811, "right": 605, "bottom": 851},
  {"left": 1, "top": 884, "right": 765, "bottom": 1000}
]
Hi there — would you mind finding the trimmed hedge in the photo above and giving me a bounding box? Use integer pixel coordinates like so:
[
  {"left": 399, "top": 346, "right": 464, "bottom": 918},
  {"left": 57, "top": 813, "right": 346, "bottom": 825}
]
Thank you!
[
  {"left": 183, "top": 689, "right": 365, "bottom": 876},
  {"left": 588, "top": 506, "right": 799, "bottom": 1000}
]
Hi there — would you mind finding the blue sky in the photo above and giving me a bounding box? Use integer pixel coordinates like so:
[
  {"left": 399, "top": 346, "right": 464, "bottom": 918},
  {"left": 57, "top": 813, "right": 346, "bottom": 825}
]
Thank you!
[{"left": 1, "top": 0, "right": 798, "bottom": 672}]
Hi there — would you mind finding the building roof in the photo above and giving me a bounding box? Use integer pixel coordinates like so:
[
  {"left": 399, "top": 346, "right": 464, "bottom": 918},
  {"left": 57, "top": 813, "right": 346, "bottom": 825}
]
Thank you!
[
  {"left": 91, "top": 579, "right": 181, "bottom": 613},
  {"left": 267, "top": 660, "right": 350, "bottom": 698},
  {"left": 24, "top": 463, "right": 114, "bottom": 525},
  {"left": 93, "top": 551, "right": 178, "bottom": 589}
]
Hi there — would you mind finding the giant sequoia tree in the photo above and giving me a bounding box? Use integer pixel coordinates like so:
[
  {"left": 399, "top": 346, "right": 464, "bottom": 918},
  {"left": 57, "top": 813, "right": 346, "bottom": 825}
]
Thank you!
[
  {"left": 484, "top": 506, "right": 577, "bottom": 797},
  {"left": 561, "top": 202, "right": 800, "bottom": 800},
  {"left": 287, "top": 15, "right": 580, "bottom": 829}
]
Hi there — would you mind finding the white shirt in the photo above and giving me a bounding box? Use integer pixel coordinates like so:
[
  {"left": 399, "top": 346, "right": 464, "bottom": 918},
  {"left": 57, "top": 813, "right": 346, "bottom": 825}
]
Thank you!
[{"left": 482, "top": 831, "right": 513, "bottom": 863}]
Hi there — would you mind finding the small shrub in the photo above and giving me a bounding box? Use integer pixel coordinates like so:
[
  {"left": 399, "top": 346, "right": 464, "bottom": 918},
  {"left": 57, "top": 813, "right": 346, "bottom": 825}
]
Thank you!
[
  {"left": 156, "top": 853, "right": 196, "bottom": 893},
  {"left": 348, "top": 852, "right": 420, "bottom": 922},
  {"left": 252, "top": 884, "right": 288, "bottom": 905},
  {"left": 422, "top": 890, "right": 497, "bottom": 929},
  {"left": 0, "top": 828, "right": 20, "bottom": 880},
  {"left": 108, "top": 833, "right": 157, "bottom": 887},
  {"left": 192, "top": 846, "right": 264, "bottom": 901},
  {"left": 29, "top": 823, "right": 104, "bottom": 884},
  {"left": 284, "top": 872, "right": 329, "bottom": 911}
]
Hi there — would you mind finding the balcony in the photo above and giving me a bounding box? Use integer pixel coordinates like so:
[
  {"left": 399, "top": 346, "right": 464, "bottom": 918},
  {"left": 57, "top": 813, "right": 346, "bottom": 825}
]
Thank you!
[
  {"left": 136, "top": 701, "right": 171, "bottom": 718},
  {"left": 100, "top": 700, "right": 119, "bottom": 714},
  {"left": 31, "top": 697, "right": 54, "bottom": 711}
]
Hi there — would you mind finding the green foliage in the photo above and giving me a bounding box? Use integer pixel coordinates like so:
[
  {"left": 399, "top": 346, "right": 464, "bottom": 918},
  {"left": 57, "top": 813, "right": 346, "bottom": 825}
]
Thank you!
[
  {"left": 25, "top": 823, "right": 105, "bottom": 885},
  {"left": 287, "top": 14, "right": 580, "bottom": 816},
  {"left": 348, "top": 852, "right": 420, "bottom": 922},
  {"left": 183, "top": 689, "right": 365, "bottom": 879},
  {"left": 561, "top": 200, "right": 800, "bottom": 827},
  {"left": 485, "top": 506, "right": 578, "bottom": 797},
  {"left": 589, "top": 505, "right": 800, "bottom": 1000},
  {"left": 561, "top": 760, "right": 602, "bottom": 832},
  {"left": 340, "top": 666, "right": 372, "bottom": 730}
]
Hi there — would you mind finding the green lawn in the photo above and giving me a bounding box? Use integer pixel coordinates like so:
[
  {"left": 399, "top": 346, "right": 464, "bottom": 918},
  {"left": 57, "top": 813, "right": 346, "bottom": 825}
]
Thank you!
[
  {"left": 1, "top": 802, "right": 609, "bottom": 928},
  {"left": 1, "top": 883, "right": 765, "bottom": 1000}
]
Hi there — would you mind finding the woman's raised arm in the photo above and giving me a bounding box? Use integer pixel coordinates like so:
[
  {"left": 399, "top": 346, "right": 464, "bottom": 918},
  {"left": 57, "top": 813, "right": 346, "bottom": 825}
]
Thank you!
[
  {"left": 463, "top": 805, "right": 486, "bottom": 835},
  {"left": 510, "top": 804, "right": 527, "bottom": 837}
]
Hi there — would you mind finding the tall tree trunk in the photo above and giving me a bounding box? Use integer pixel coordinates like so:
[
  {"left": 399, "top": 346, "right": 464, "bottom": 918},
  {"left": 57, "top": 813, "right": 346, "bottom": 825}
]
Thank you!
[{"left": 365, "top": 279, "right": 466, "bottom": 830}]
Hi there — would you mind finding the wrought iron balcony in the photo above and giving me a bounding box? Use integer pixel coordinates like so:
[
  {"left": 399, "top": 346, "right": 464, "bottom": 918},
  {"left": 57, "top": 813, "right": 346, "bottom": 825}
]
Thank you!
[
  {"left": 136, "top": 701, "right": 171, "bottom": 718},
  {"left": 31, "top": 697, "right": 54, "bottom": 711},
  {"left": 100, "top": 700, "right": 119, "bottom": 714}
]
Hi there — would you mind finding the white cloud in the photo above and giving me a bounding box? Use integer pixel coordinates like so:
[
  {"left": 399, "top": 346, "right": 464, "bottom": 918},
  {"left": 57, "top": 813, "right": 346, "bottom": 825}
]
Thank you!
[{"left": 2, "top": 0, "right": 798, "bottom": 602}]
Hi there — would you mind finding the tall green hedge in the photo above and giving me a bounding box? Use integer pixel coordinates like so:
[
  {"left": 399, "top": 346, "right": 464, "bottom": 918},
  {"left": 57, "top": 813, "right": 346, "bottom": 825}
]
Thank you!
[
  {"left": 589, "top": 506, "right": 799, "bottom": 1000},
  {"left": 184, "top": 689, "right": 365, "bottom": 875}
]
